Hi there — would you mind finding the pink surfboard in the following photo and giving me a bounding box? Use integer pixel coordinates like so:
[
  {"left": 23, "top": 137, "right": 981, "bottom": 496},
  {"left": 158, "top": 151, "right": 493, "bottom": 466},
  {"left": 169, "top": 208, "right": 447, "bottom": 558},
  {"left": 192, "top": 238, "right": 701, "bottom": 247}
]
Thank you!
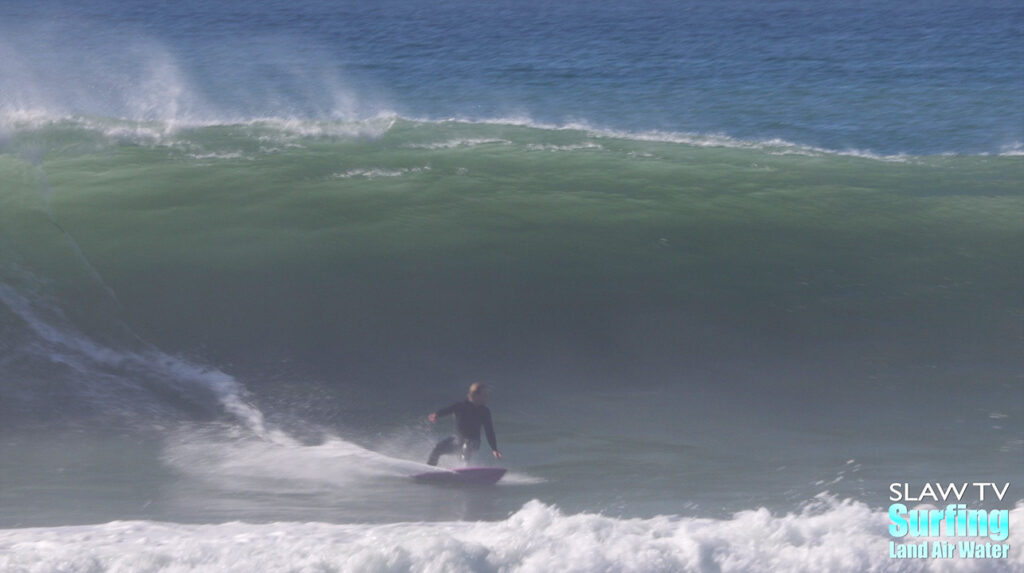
[{"left": 412, "top": 467, "right": 507, "bottom": 485}]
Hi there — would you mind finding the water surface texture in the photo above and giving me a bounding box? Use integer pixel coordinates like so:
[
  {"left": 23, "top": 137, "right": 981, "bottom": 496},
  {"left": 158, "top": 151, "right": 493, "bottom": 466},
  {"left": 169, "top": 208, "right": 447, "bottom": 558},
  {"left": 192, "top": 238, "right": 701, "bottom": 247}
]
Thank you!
[{"left": 1, "top": 1, "right": 1022, "bottom": 571}]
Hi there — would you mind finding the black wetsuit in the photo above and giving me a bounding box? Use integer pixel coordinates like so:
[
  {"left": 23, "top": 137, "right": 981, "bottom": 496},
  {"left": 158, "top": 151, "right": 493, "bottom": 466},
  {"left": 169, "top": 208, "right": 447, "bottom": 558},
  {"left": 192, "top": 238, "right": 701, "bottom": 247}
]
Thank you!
[{"left": 427, "top": 400, "right": 497, "bottom": 466}]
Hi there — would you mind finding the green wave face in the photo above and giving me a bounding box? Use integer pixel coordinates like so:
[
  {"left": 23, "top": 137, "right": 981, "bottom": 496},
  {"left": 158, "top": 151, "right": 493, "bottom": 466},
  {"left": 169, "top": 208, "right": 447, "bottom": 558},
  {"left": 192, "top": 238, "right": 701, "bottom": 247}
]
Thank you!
[{"left": 2, "top": 119, "right": 1022, "bottom": 401}]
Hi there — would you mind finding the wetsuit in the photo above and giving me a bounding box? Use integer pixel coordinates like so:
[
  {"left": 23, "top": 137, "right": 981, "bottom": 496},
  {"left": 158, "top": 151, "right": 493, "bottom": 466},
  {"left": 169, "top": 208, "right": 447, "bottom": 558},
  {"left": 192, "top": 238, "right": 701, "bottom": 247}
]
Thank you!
[{"left": 427, "top": 400, "right": 497, "bottom": 466}]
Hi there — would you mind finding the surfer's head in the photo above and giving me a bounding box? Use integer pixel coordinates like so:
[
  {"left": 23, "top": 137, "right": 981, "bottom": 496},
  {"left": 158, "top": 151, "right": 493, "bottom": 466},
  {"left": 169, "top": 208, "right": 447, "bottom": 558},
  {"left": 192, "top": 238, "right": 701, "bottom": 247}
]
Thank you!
[{"left": 468, "top": 382, "right": 488, "bottom": 405}]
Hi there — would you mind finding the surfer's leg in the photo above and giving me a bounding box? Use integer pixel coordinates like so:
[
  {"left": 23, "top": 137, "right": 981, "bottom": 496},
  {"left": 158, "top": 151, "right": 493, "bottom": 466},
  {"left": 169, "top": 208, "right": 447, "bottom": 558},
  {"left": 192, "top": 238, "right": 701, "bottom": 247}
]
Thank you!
[
  {"left": 459, "top": 439, "right": 481, "bottom": 463},
  {"left": 427, "top": 436, "right": 457, "bottom": 466}
]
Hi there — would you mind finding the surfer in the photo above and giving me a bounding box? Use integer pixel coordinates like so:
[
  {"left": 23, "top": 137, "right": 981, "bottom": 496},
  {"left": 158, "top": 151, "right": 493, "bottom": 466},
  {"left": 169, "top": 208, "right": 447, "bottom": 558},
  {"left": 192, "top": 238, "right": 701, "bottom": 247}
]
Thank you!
[{"left": 426, "top": 382, "right": 502, "bottom": 466}]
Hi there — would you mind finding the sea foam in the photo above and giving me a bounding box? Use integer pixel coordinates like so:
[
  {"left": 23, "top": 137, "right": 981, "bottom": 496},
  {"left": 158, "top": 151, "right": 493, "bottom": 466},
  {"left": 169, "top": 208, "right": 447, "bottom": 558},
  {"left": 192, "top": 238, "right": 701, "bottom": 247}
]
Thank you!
[{"left": 2, "top": 498, "right": 1021, "bottom": 573}]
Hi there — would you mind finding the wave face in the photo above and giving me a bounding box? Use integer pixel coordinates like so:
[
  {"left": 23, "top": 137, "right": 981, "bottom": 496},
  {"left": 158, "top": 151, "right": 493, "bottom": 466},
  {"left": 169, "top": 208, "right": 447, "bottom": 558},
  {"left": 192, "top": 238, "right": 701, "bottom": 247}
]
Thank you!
[
  {"left": 2, "top": 119, "right": 1021, "bottom": 422},
  {"left": 1, "top": 119, "right": 1020, "bottom": 523}
]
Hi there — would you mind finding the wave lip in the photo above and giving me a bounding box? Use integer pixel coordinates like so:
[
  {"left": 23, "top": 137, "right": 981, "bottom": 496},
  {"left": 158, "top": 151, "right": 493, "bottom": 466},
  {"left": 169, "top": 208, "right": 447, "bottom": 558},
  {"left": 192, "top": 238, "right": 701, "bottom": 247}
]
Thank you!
[{"left": 3, "top": 108, "right": 1020, "bottom": 160}]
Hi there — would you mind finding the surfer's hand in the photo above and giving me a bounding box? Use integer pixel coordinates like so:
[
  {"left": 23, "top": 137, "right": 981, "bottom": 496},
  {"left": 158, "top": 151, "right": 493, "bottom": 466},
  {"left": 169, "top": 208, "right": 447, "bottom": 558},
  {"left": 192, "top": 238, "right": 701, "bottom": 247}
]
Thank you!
[
  {"left": 492, "top": 450, "right": 502, "bottom": 460},
  {"left": 428, "top": 413, "right": 437, "bottom": 423}
]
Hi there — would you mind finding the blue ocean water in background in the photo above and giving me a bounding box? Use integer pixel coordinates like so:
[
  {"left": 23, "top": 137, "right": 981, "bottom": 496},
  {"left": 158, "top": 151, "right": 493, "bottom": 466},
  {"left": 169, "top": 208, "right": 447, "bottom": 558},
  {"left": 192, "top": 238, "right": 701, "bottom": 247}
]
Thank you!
[
  {"left": 6, "top": 0, "right": 1023, "bottom": 155},
  {"left": 1, "top": 1, "right": 1022, "bottom": 571}
]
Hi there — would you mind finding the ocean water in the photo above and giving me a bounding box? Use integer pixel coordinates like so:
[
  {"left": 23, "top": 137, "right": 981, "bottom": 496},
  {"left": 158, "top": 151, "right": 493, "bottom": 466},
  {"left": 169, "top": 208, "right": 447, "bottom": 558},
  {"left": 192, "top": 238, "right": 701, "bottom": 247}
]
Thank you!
[{"left": 1, "top": 1, "right": 1022, "bottom": 571}]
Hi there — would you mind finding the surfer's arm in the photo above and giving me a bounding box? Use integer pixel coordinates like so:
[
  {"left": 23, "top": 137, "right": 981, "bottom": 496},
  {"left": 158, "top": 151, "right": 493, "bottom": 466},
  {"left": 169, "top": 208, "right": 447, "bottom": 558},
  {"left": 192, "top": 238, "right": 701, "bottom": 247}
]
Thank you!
[
  {"left": 483, "top": 410, "right": 498, "bottom": 453},
  {"left": 428, "top": 402, "right": 459, "bottom": 422}
]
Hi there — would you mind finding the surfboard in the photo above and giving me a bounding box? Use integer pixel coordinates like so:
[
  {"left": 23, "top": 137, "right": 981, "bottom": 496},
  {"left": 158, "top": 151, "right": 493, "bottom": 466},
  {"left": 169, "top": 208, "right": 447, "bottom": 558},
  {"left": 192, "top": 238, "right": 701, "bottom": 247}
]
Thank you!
[{"left": 412, "top": 466, "right": 507, "bottom": 485}]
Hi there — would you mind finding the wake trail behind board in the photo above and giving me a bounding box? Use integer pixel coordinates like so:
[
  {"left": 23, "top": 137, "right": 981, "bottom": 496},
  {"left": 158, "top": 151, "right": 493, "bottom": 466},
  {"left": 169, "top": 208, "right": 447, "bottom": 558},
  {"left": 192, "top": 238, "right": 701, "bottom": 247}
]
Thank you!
[{"left": 412, "top": 467, "right": 507, "bottom": 485}]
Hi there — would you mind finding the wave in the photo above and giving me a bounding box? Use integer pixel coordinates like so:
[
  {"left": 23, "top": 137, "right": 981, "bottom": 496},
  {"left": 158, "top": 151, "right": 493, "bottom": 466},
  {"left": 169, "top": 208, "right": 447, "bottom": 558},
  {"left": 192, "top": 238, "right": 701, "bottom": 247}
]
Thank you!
[
  {"left": 2, "top": 498, "right": 1022, "bottom": 573},
  {"left": 5, "top": 0, "right": 1022, "bottom": 160},
  {"left": 6, "top": 107, "right": 1022, "bottom": 161},
  {"left": 422, "top": 115, "right": 927, "bottom": 161},
  {"left": 2, "top": 111, "right": 1021, "bottom": 428},
  {"left": 0, "top": 264, "right": 269, "bottom": 431}
]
